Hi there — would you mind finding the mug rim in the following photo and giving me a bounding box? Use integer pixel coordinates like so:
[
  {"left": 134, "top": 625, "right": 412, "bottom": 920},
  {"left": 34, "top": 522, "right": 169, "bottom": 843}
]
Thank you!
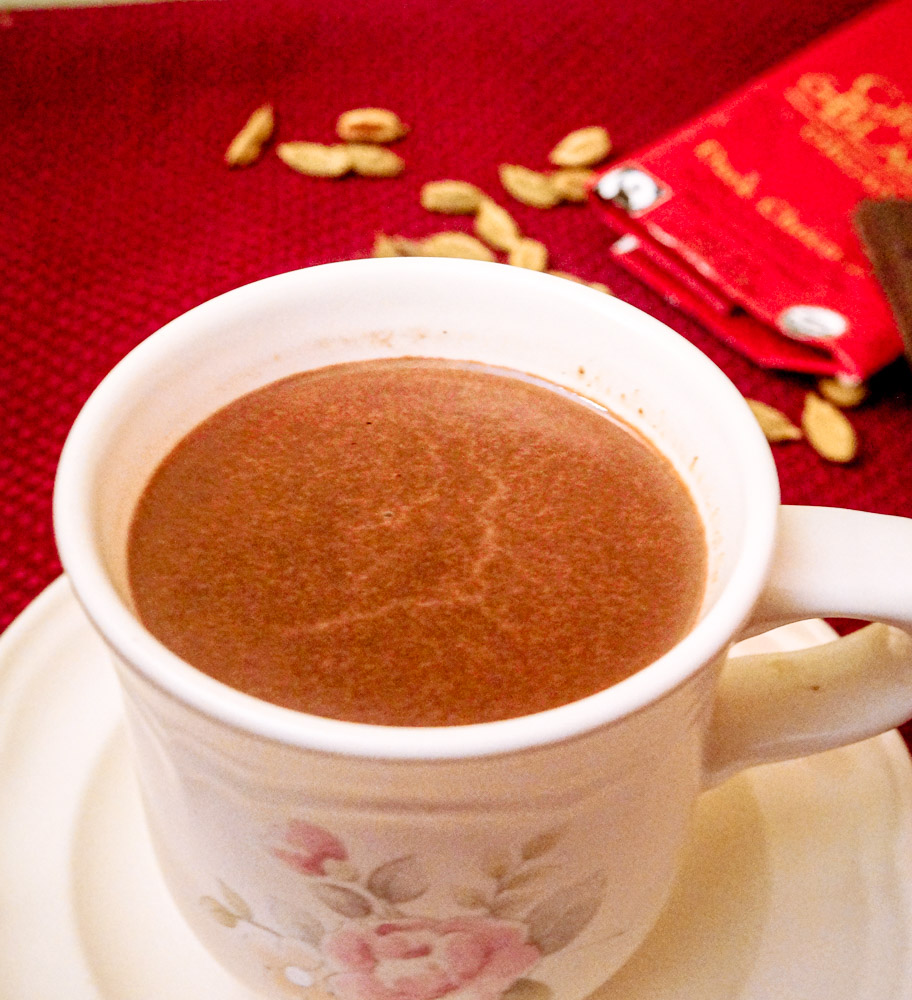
[{"left": 53, "top": 258, "right": 780, "bottom": 759}]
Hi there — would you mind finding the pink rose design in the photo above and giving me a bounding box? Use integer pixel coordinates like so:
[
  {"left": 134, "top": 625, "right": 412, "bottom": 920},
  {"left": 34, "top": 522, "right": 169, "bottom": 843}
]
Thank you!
[
  {"left": 274, "top": 820, "right": 348, "bottom": 875},
  {"left": 322, "top": 916, "right": 540, "bottom": 1000}
]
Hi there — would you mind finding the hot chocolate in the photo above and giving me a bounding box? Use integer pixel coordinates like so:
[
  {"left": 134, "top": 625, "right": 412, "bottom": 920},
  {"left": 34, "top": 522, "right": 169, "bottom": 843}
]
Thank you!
[{"left": 127, "top": 359, "right": 706, "bottom": 726}]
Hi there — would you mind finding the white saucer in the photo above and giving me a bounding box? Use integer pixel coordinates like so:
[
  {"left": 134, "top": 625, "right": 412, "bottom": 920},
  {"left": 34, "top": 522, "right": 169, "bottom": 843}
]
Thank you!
[{"left": 2, "top": 579, "right": 912, "bottom": 1000}]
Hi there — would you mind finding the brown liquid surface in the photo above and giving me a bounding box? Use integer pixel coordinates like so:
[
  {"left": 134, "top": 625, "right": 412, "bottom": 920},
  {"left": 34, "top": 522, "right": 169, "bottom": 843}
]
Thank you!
[{"left": 127, "top": 360, "right": 706, "bottom": 726}]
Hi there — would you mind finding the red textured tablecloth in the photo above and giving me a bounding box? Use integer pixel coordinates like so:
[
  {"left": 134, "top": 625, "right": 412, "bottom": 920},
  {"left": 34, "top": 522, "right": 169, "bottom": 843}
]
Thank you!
[{"left": 2, "top": 0, "right": 911, "bottom": 735}]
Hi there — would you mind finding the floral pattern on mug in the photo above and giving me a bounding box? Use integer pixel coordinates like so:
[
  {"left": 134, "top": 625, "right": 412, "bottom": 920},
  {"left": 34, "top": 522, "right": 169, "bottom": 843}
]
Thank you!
[
  {"left": 323, "top": 916, "right": 540, "bottom": 1000},
  {"left": 201, "top": 820, "right": 610, "bottom": 1000}
]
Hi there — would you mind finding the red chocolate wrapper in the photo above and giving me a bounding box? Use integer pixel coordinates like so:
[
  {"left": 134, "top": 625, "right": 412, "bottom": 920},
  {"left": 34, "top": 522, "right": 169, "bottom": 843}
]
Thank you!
[{"left": 590, "top": 0, "right": 912, "bottom": 382}]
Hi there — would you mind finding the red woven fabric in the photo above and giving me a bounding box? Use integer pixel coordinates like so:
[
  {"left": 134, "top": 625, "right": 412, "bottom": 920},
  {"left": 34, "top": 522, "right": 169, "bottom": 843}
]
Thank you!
[{"left": 2, "top": 0, "right": 910, "bottom": 655}]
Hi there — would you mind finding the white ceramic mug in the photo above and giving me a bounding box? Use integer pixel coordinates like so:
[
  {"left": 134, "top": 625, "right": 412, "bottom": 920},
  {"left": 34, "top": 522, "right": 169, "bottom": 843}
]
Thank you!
[{"left": 54, "top": 258, "right": 912, "bottom": 1000}]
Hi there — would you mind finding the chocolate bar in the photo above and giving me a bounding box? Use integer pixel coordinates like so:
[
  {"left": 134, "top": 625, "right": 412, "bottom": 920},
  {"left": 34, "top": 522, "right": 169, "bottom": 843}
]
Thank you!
[
  {"left": 590, "top": 0, "right": 912, "bottom": 381},
  {"left": 854, "top": 199, "right": 912, "bottom": 369}
]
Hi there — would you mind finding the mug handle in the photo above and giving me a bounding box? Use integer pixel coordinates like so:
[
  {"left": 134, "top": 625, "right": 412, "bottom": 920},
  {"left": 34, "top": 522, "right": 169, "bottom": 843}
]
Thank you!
[{"left": 703, "top": 505, "right": 912, "bottom": 787}]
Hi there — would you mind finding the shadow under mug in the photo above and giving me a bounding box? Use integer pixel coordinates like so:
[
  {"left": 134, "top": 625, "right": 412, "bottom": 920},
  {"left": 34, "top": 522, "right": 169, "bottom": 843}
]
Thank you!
[{"left": 53, "top": 258, "right": 912, "bottom": 1000}]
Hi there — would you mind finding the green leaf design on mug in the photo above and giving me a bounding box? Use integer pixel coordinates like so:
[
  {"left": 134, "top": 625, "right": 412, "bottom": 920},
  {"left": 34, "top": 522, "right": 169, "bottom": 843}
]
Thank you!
[
  {"left": 201, "top": 896, "right": 240, "bottom": 928},
  {"left": 218, "top": 880, "right": 253, "bottom": 921},
  {"left": 268, "top": 897, "right": 326, "bottom": 946},
  {"left": 452, "top": 885, "right": 492, "bottom": 910},
  {"left": 500, "top": 864, "right": 558, "bottom": 893},
  {"left": 367, "top": 855, "right": 429, "bottom": 903},
  {"left": 526, "top": 878, "right": 606, "bottom": 954},
  {"left": 481, "top": 843, "right": 517, "bottom": 882},
  {"left": 310, "top": 882, "right": 374, "bottom": 918},
  {"left": 520, "top": 828, "right": 564, "bottom": 861},
  {"left": 489, "top": 892, "right": 533, "bottom": 921},
  {"left": 502, "top": 978, "right": 554, "bottom": 1000},
  {"left": 290, "top": 908, "right": 327, "bottom": 946}
]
